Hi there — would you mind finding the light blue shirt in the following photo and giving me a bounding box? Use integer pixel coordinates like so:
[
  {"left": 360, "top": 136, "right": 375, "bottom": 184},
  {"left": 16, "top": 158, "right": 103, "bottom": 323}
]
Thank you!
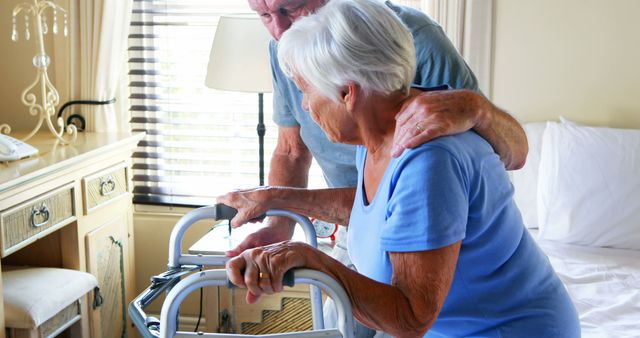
[
  {"left": 269, "top": 1, "right": 478, "bottom": 187},
  {"left": 348, "top": 132, "right": 580, "bottom": 337}
]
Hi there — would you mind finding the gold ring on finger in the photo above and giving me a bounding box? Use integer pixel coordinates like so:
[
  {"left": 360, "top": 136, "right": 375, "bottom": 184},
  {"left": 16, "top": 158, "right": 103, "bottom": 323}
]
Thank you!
[
  {"left": 415, "top": 122, "right": 424, "bottom": 133},
  {"left": 259, "top": 272, "right": 271, "bottom": 279}
]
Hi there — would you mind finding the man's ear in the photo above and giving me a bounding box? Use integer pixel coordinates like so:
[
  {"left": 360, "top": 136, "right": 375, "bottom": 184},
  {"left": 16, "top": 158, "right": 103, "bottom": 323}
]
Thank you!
[{"left": 341, "top": 82, "right": 359, "bottom": 112}]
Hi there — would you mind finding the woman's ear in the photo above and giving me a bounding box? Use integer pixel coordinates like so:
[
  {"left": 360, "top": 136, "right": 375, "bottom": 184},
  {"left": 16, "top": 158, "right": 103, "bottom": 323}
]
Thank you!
[{"left": 342, "top": 82, "right": 359, "bottom": 112}]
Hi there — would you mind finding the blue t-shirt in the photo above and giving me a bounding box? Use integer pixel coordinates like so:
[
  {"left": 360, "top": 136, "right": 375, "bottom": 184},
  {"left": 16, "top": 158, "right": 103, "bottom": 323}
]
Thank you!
[
  {"left": 348, "top": 132, "right": 580, "bottom": 337},
  {"left": 269, "top": 1, "right": 478, "bottom": 187}
]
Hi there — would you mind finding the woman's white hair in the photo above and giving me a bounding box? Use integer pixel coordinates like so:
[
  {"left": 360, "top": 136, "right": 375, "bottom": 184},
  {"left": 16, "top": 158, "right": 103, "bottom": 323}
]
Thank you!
[{"left": 277, "top": 0, "right": 416, "bottom": 102}]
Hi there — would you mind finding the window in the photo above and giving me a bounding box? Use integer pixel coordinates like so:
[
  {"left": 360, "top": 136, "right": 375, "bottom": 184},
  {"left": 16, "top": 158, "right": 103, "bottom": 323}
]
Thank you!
[
  {"left": 129, "top": 0, "right": 325, "bottom": 207},
  {"left": 129, "top": 0, "right": 430, "bottom": 208}
]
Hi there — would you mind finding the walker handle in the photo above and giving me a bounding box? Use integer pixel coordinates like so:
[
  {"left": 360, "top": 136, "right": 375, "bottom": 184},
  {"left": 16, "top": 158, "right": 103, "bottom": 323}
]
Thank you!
[
  {"left": 217, "top": 203, "right": 268, "bottom": 223},
  {"left": 213, "top": 203, "right": 240, "bottom": 220}
]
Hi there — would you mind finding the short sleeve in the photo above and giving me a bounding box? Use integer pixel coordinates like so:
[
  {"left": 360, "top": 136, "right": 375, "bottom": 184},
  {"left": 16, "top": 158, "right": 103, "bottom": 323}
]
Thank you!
[
  {"left": 269, "top": 41, "right": 299, "bottom": 127},
  {"left": 381, "top": 145, "right": 468, "bottom": 252},
  {"left": 412, "top": 23, "right": 479, "bottom": 92}
]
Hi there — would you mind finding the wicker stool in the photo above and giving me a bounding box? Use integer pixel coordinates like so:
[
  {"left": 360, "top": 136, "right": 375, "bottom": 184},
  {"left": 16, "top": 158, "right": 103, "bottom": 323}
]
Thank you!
[{"left": 3, "top": 267, "right": 97, "bottom": 338}]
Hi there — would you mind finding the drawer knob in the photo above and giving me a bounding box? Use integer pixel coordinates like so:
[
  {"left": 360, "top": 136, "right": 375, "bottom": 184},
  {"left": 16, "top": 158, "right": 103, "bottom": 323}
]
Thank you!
[
  {"left": 100, "top": 176, "right": 117, "bottom": 196},
  {"left": 30, "top": 204, "right": 51, "bottom": 228}
]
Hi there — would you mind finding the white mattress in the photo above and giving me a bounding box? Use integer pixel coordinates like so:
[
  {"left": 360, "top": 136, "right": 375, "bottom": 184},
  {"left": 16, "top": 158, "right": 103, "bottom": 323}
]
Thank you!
[{"left": 529, "top": 229, "right": 640, "bottom": 337}]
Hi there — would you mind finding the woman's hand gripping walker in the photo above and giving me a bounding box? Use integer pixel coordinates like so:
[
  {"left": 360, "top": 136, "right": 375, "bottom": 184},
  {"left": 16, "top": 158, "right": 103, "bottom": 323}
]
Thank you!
[{"left": 129, "top": 204, "right": 354, "bottom": 338}]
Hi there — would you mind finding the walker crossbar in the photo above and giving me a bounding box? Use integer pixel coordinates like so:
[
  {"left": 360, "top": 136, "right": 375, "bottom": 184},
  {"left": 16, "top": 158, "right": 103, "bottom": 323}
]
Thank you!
[{"left": 160, "top": 268, "right": 354, "bottom": 338}]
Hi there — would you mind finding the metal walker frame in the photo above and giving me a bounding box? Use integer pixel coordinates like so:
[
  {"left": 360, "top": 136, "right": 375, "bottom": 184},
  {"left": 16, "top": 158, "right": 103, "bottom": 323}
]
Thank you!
[{"left": 129, "top": 204, "right": 355, "bottom": 338}]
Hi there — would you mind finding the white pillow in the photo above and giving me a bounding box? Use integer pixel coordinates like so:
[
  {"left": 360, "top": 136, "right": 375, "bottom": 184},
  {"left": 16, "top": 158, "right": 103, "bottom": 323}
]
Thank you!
[
  {"left": 510, "top": 122, "right": 547, "bottom": 228},
  {"left": 537, "top": 122, "right": 640, "bottom": 249}
]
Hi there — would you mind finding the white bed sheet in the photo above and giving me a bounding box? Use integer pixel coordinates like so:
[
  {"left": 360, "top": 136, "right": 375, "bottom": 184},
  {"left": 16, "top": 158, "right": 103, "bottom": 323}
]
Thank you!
[{"left": 529, "top": 229, "right": 640, "bottom": 337}]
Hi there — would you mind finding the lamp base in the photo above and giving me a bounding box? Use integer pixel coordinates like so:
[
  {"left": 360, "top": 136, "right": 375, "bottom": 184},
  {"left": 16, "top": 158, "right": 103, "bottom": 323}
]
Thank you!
[{"left": 257, "top": 93, "right": 266, "bottom": 186}]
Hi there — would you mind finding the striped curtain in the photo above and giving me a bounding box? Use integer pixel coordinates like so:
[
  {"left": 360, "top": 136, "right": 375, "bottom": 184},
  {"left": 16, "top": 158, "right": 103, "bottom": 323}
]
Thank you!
[{"left": 68, "top": 0, "right": 133, "bottom": 132}]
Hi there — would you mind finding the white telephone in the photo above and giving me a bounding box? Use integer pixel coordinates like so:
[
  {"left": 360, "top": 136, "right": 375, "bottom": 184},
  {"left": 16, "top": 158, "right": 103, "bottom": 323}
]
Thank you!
[{"left": 0, "top": 134, "right": 39, "bottom": 162}]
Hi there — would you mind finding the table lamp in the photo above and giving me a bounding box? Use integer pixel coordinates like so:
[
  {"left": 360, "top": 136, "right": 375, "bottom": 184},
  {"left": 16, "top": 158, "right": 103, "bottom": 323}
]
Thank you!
[{"left": 205, "top": 16, "right": 273, "bottom": 186}]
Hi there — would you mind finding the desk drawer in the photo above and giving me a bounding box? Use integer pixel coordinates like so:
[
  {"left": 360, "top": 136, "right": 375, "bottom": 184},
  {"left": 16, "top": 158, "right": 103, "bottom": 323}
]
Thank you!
[
  {"left": 0, "top": 184, "right": 76, "bottom": 257},
  {"left": 82, "top": 163, "right": 129, "bottom": 214}
]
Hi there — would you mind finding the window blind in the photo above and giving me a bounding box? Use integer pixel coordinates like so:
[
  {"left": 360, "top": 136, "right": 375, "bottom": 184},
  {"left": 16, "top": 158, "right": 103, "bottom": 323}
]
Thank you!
[
  {"left": 129, "top": 0, "right": 279, "bottom": 207},
  {"left": 129, "top": 0, "right": 427, "bottom": 208}
]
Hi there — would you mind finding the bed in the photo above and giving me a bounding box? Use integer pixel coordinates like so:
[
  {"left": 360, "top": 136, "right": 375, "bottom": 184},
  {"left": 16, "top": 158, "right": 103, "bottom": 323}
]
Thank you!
[
  {"left": 511, "top": 119, "right": 640, "bottom": 337},
  {"left": 528, "top": 229, "right": 640, "bottom": 337}
]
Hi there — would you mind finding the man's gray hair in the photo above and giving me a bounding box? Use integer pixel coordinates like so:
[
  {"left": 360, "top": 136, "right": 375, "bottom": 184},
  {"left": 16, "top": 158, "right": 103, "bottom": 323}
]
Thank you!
[{"left": 277, "top": 0, "right": 416, "bottom": 102}]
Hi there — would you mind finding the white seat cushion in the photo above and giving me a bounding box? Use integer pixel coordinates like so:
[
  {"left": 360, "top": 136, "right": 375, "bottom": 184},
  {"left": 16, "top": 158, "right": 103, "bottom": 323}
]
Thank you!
[{"left": 2, "top": 266, "right": 98, "bottom": 329}]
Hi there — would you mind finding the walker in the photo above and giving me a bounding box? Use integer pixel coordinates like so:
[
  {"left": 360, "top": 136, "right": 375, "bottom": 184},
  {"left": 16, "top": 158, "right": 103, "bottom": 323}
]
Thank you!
[{"left": 129, "top": 204, "right": 355, "bottom": 338}]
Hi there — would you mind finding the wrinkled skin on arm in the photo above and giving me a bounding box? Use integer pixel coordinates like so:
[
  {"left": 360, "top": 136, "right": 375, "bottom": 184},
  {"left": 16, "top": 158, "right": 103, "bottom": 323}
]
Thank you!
[
  {"left": 226, "top": 240, "right": 461, "bottom": 338},
  {"left": 393, "top": 89, "right": 528, "bottom": 170},
  {"left": 216, "top": 184, "right": 355, "bottom": 257},
  {"left": 216, "top": 186, "right": 355, "bottom": 229}
]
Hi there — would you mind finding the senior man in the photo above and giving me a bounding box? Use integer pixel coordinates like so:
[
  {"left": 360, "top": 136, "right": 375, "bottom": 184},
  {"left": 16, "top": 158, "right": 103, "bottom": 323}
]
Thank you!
[{"left": 225, "top": 0, "right": 527, "bottom": 258}]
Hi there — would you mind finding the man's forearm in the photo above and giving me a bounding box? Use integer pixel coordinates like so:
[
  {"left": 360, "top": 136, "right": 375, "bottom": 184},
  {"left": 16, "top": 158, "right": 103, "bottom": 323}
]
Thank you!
[
  {"left": 269, "top": 151, "right": 312, "bottom": 188},
  {"left": 266, "top": 149, "right": 313, "bottom": 233},
  {"left": 474, "top": 96, "right": 528, "bottom": 170},
  {"left": 266, "top": 127, "right": 354, "bottom": 225},
  {"left": 268, "top": 187, "right": 356, "bottom": 226}
]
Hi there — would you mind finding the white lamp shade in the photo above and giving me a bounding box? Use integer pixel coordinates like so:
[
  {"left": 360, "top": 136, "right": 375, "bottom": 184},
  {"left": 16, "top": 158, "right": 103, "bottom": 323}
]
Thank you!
[{"left": 205, "top": 16, "right": 273, "bottom": 93}]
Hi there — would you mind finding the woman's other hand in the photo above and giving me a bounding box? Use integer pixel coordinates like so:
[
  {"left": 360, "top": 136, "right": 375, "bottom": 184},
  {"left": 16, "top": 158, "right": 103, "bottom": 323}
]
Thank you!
[{"left": 226, "top": 241, "right": 314, "bottom": 304}]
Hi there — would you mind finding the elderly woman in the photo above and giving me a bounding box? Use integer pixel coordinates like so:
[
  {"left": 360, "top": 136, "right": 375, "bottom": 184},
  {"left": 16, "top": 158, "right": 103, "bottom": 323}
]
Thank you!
[{"left": 222, "top": 0, "right": 580, "bottom": 336}]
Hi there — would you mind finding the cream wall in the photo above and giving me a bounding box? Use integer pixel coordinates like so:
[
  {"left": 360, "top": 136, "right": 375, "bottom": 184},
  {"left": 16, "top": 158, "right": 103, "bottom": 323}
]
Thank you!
[
  {"left": 0, "top": 0, "right": 70, "bottom": 131},
  {"left": 492, "top": 0, "right": 640, "bottom": 128}
]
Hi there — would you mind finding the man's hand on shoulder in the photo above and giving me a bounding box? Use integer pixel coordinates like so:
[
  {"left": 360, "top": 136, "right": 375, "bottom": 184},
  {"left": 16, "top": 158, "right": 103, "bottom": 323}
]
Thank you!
[
  {"left": 392, "top": 89, "right": 481, "bottom": 157},
  {"left": 391, "top": 89, "right": 527, "bottom": 170}
]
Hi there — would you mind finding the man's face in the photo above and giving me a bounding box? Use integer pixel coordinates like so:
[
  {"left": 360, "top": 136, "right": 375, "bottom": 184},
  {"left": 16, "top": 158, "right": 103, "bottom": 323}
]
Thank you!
[{"left": 248, "top": 0, "right": 326, "bottom": 40}]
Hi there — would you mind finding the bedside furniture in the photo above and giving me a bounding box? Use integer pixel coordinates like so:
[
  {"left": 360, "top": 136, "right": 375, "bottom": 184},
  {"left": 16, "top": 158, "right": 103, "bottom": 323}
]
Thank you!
[{"left": 0, "top": 132, "right": 144, "bottom": 338}]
